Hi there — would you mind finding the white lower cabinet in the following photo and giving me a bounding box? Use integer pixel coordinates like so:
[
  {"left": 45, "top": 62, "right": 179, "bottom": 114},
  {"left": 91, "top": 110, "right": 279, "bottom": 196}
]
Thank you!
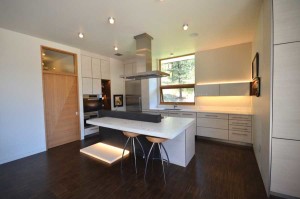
[
  {"left": 197, "top": 112, "right": 252, "bottom": 144},
  {"left": 197, "top": 127, "right": 228, "bottom": 140}
]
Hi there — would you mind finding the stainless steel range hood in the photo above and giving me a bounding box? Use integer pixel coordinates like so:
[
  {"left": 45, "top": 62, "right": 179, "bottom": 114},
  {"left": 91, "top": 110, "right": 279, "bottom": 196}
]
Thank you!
[{"left": 120, "top": 33, "right": 169, "bottom": 80}]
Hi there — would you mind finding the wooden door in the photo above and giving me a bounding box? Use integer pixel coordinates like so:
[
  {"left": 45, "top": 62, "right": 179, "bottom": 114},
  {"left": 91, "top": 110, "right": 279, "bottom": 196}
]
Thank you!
[
  {"left": 41, "top": 46, "right": 80, "bottom": 149},
  {"left": 43, "top": 73, "right": 80, "bottom": 148}
]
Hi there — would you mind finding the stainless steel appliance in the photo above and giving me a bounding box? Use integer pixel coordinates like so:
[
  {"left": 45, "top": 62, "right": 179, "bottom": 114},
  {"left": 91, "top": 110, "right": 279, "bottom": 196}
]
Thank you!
[
  {"left": 83, "top": 95, "right": 102, "bottom": 136},
  {"left": 125, "top": 80, "right": 142, "bottom": 112}
]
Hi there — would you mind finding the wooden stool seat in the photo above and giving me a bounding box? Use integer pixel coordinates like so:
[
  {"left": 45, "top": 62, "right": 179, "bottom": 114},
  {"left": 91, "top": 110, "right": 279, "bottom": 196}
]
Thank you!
[
  {"left": 146, "top": 136, "right": 167, "bottom": 143},
  {"left": 123, "top": 131, "right": 139, "bottom": 137}
]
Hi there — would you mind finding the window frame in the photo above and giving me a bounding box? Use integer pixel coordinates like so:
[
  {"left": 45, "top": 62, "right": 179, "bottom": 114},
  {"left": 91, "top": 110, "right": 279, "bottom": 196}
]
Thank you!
[{"left": 159, "top": 53, "right": 195, "bottom": 105}]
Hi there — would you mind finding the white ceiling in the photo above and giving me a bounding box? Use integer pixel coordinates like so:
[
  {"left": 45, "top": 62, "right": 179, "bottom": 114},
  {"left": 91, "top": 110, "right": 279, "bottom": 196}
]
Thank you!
[{"left": 0, "top": 0, "right": 262, "bottom": 60}]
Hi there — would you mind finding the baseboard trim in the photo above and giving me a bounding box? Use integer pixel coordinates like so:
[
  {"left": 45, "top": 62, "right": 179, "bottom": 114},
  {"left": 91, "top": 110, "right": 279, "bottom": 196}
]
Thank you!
[
  {"left": 270, "top": 191, "right": 300, "bottom": 199},
  {"left": 0, "top": 147, "right": 46, "bottom": 165}
]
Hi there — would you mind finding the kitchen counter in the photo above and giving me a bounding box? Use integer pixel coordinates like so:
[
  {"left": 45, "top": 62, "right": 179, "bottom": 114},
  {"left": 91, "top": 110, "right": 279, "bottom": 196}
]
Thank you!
[
  {"left": 87, "top": 116, "right": 196, "bottom": 167},
  {"left": 87, "top": 116, "right": 195, "bottom": 139},
  {"left": 148, "top": 107, "right": 252, "bottom": 115}
]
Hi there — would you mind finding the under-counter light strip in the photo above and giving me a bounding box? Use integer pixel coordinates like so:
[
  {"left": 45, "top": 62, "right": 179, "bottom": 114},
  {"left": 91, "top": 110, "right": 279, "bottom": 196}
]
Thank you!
[{"left": 196, "top": 81, "right": 251, "bottom": 85}]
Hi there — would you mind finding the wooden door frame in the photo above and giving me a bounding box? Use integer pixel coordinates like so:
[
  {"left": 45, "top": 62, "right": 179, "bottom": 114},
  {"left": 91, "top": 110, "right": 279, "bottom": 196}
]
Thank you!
[{"left": 40, "top": 45, "right": 81, "bottom": 149}]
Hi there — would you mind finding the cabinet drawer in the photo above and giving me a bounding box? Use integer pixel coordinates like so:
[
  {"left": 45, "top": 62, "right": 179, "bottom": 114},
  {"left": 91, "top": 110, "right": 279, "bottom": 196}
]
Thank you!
[
  {"left": 85, "top": 127, "right": 99, "bottom": 136},
  {"left": 197, "top": 118, "right": 228, "bottom": 129},
  {"left": 197, "top": 127, "right": 228, "bottom": 140},
  {"left": 168, "top": 112, "right": 181, "bottom": 117},
  {"left": 229, "top": 120, "right": 251, "bottom": 127},
  {"left": 229, "top": 131, "right": 251, "bottom": 143},
  {"left": 180, "top": 112, "right": 196, "bottom": 118},
  {"left": 143, "top": 111, "right": 160, "bottom": 115},
  {"left": 229, "top": 125, "right": 251, "bottom": 133},
  {"left": 159, "top": 111, "right": 169, "bottom": 117},
  {"left": 229, "top": 114, "right": 251, "bottom": 121},
  {"left": 197, "top": 112, "right": 228, "bottom": 119}
]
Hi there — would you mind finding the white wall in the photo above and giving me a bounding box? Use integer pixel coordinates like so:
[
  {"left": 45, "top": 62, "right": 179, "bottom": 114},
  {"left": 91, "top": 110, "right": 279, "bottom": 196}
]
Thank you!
[
  {"left": 195, "top": 43, "right": 253, "bottom": 110},
  {"left": 0, "top": 28, "right": 82, "bottom": 164},
  {"left": 110, "top": 58, "right": 126, "bottom": 111},
  {"left": 251, "top": 0, "right": 272, "bottom": 195}
]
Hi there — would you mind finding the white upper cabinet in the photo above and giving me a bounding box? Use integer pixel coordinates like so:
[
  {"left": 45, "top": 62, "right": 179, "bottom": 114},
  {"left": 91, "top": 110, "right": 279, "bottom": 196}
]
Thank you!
[
  {"left": 219, "top": 82, "right": 250, "bottom": 96},
  {"left": 92, "top": 58, "right": 101, "bottom": 79},
  {"left": 101, "top": 60, "right": 110, "bottom": 79},
  {"left": 273, "top": 0, "right": 300, "bottom": 44},
  {"left": 92, "top": 78, "right": 102, "bottom": 95},
  {"left": 82, "top": 78, "right": 93, "bottom": 94},
  {"left": 195, "top": 84, "right": 219, "bottom": 96},
  {"left": 81, "top": 55, "right": 92, "bottom": 78}
]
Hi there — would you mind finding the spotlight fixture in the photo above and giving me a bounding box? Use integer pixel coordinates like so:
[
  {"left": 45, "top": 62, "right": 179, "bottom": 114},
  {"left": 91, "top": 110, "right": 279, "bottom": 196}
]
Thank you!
[
  {"left": 42, "top": 53, "right": 46, "bottom": 56},
  {"left": 183, "top": 24, "right": 189, "bottom": 31},
  {"left": 108, "top": 17, "right": 115, "bottom": 24},
  {"left": 78, "top": 32, "right": 84, "bottom": 38},
  {"left": 114, "top": 46, "right": 118, "bottom": 51}
]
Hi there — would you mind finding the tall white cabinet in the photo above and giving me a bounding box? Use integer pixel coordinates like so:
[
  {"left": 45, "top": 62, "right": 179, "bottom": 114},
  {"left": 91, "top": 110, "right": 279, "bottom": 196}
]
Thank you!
[
  {"left": 271, "top": 0, "right": 300, "bottom": 198},
  {"left": 81, "top": 55, "right": 110, "bottom": 95}
]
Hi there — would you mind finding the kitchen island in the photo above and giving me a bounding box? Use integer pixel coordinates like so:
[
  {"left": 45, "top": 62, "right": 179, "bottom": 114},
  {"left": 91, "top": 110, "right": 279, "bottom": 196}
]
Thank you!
[{"left": 87, "top": 116, "right": 196, "bottom": 167}]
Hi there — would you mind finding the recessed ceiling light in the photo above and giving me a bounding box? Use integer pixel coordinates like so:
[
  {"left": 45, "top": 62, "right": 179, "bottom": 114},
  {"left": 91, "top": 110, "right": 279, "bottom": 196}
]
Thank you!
[
  {"left": 78, "top": 32, "right": 84, "bottom": 39},
  {"left": 108, "top": 17, "right": 115, "bottom": 24},
  {"left": 114, "top": 46, "right": 118, "bottom": 51},
  {"left": 42, "top": 53, "right": 46, "bottom": 56},
  {"left": 183, "top": 24, "right": 189, "bottom": 31}
]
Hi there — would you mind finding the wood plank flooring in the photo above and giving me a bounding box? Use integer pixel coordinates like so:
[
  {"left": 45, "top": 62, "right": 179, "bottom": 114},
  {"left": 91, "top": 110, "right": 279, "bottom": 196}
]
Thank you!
[{"left": 0, "top": 136, "right": 270, "bottom": 199}]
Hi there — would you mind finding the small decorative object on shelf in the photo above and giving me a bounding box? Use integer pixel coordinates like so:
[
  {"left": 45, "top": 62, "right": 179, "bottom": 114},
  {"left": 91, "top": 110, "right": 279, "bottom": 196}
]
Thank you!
[
  {"left": 250, "top": 77, "right": 260, "bottom": 97},
  {"left": 113, "top": 95, "right": 123, "bottom": 107}
]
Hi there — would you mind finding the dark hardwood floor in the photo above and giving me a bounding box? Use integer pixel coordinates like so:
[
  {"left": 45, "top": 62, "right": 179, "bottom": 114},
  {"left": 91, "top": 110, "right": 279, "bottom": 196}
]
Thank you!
[{"left": 0, "top": 135, "right": 269, "bottom": 199}]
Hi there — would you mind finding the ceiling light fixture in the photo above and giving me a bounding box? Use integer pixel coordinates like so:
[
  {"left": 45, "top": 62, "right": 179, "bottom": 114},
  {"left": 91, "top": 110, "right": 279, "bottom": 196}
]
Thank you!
[
  {"left": 78, "top": 32, "right": 84, "bottom": 39},
  {"left": 42, "top": 53, "right": 46, "bottom": 56},
  {"left": 183, "top": 24, "right": 189, "bottom": 31},
  {"left": 114, "top": 46, "right": 118, "bottom": 51},
  {"left": 108, "top": 17, "right": 115, "bottom": 24}
]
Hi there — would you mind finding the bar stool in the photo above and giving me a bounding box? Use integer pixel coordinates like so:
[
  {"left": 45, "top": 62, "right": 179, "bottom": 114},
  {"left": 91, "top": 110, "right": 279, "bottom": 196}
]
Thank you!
[
  {"left": 121, "top": 131, "right": 146, "bottom": 174},
  {"left": 144, "top": 136, "right": 170, "bottom": 184}
]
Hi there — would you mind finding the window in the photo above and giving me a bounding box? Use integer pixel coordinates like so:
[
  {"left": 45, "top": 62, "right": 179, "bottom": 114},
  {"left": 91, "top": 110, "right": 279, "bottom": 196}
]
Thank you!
[{"left": 160, "top": 54, "right": 195, "bottom": 104}]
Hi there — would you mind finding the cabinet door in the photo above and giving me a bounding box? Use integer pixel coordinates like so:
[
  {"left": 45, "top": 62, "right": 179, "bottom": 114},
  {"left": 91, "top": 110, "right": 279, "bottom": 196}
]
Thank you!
[
  {"left": 92, "top": 79, "right": 101, "bottom": 95},
  {"left": 82, "top": 78, "right": 92, "bottom": 94},
  {"left": 273, "top": 43, "right": 300, "bottom": 140},
  {"left": 197, "top": 127, "right": 228, "bottom": 140},
  {"left": 92, "top": 58, "right": 101, "bottom": 79},
  {"left": 197, "top": 118, "right": 228, "bottom": 129},
  {"left": 81, "top": 55, "right": 92, "bottom": 77},
  {"left": 273, "top": 0, "right": 300, "bottom": 44},
  {"left": 195, "top": 84, "right": 219, "bottom": 96},
  {"left": 219, "top": 83, "right": 250, "bottom": 96},
  {"left": 124, "top": 63, "right": 133, "bottom": 76},
  {"left": 271, "top": 138, "right": 300, "bottom": 197},
  {"left": 101, "top": 60, "right": 110, "bottom": 79}
]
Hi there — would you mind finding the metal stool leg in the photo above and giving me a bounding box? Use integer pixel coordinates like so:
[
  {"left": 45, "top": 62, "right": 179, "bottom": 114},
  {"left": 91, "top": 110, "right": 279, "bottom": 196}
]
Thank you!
[
  {"left": 161, "top": 143, "right": 170, "bottom": 166},
  {"left": 121, "top": 137, "right": 131, "bottom": 171},
  {"left": 158, "top": 144, "right": 166, "bottom": 184},
  {"left": 132, "top": 138, "right": 137, "bottom": 174},
  {"left": 135, "top": 137, "right": 146, "bottom": 160},
  {"left": 144, "top": 143, "right": 155, "bottom": 182}
]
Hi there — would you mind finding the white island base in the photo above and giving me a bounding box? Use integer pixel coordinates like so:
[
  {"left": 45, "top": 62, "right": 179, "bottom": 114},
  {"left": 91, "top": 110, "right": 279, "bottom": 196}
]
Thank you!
[{"left": 162, "top": 123, "right": 196, "bottom": 167}]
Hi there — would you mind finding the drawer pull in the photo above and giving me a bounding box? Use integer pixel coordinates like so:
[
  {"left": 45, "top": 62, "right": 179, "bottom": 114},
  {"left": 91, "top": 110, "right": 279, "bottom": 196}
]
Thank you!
[
  {"left": 231, "top": 122, "right": 248, "bottom": 125},
  {"left": 231, "top": 127, "right": 248, "bottom": 131},
  {"left": 182, "top": 113, "right": 193, "bottom": 115},
  {"left": 205, "top": 114, "right": 218, "bottom": 117},
  {"left": 232, "top": 132, "right": 248, "bottom": 136}
]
